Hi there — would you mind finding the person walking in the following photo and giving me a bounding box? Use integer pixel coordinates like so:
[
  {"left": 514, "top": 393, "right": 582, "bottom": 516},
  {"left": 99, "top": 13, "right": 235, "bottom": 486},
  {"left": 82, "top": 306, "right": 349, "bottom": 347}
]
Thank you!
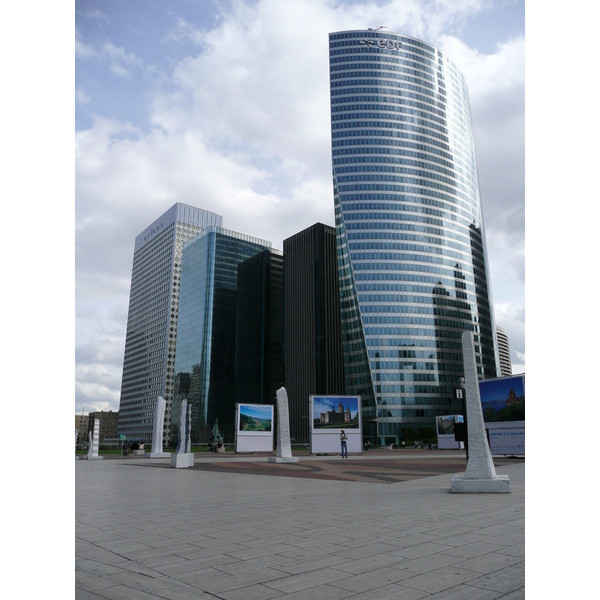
[{"left": 340, "top": 430, "right": 348, "bottom": 458}]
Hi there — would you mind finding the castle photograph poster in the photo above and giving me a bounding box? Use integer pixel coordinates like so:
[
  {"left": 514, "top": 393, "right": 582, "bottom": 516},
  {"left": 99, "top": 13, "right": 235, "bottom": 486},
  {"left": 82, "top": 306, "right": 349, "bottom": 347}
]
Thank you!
[{"left": 312, "top": 396, "right": 360, "bottom": 431}]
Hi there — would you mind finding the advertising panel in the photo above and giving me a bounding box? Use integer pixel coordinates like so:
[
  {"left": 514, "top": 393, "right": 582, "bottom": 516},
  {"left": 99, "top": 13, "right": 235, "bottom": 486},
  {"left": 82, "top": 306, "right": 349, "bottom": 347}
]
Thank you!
[
  {"left": 436, "top": 415, "right": 464, "bottom": 450},
  {"left": 479, "top": 374, "right": 525, "bottom": 456},
  {"left": 309, "top": 396, "right": 362, "bottom": 454},
  {"left": 234, "top": 403, "right": 274, "bottom": 453}
]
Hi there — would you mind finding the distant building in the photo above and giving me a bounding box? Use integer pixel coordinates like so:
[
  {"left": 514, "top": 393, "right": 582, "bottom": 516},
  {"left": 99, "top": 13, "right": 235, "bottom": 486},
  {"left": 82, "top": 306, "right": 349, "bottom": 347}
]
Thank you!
[
  {"left": 75, "top": 414, "right": 89, "bottom": 444},
  {"left": 118, "top": 203, "right": 223, "bottom": 444},
  {"left": 496, "top": 326, "right": 512, "bottom": 376},
  {"left": 284, "top": 223, "right": 345, "bottom": 445},
  {"left": 172, "top": 227, "right": 272, "bottom": 444},
  {"left": 88, "top": 410, "right": 119, "bottom": 444}
]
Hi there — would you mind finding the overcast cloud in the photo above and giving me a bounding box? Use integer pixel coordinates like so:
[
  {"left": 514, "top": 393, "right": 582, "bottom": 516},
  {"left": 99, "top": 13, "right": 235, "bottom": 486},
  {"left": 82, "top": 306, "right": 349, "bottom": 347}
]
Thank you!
[{"left": 75, "top": 0, "right": 525, "bottom": 414}]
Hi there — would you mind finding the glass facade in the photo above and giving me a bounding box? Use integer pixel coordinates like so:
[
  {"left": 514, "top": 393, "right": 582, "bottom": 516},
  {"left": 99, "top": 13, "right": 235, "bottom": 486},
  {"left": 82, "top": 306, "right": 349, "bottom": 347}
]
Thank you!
[
  {"left": 329, "top": 30, "right": 500, "bottom": 442},
  {"left": 283, "top": 223, "right": 346, "bottom": 445},
  {"left": 172, "top": 227, "right": 272, "bottom": 444},
  {"left": 235, "top": 249, "right": 284, "bottom": 408},
  {"left": 118, "top": 203, "right": 223, "bottom": 444}
]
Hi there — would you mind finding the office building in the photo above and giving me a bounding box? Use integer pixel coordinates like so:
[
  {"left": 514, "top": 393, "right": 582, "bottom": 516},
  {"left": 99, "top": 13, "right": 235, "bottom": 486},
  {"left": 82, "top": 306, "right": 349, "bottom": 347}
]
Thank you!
[
  {"left": 172, "top": 227, "right": 272, "bottom": 444},
  {"left": 75, "top": 414, "right": 89, "bottom": 445},
  {"left": 235, "top": 248, "right": 284, "bottom": 407},
  {"left": 496, "top": 325, "right": 512, "bottom": 376},
  {"left": 329, "top": 30, "right": 500, "bottom": 442},
  {"left": 118, "top": 203, "right": 223, "bottom": 444},
  {"left": 284, "top": 223, "right": 345, "bottom": 445},
  {"left": 88, "top": 410, "right": 119, "bottom": 444}
]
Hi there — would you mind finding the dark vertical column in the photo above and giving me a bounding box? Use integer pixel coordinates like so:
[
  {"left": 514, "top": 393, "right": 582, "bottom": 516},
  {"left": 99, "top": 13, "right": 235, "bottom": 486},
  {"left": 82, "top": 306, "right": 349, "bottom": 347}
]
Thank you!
[{"left": 284, "top": 223, "right": 345, "bottom": 445}]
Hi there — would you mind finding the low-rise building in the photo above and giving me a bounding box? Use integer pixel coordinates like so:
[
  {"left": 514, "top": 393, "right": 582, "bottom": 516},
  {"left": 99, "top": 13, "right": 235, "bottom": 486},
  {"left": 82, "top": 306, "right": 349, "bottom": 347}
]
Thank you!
[
  {"left": 75, "top": 414, "right": 89, "bottom": 444},
  {"left": 88, "top": 411, "right": 119, "bottom": 444}
]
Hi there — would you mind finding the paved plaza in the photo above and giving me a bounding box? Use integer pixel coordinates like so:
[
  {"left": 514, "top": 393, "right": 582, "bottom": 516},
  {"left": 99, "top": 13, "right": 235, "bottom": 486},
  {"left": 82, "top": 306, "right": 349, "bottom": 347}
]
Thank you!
[{"left": 76, "top": 452, "right": 525, "bottom": 599}]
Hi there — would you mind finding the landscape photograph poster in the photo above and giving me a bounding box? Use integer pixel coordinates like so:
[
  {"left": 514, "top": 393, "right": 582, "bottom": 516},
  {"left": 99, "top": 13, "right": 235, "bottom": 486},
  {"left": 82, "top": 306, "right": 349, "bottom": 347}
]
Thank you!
[
  {"left": 436, "top": 415, "right": 463, "bottom": 436},
  {"left": 312, "top": 396, "right": 360, "bottom": 431},
  {"left": 238, "top": 404, "right": 273, "bottom": 433},
  {"left": 478, "top": 375, "right": 525, "bottom": 424}
]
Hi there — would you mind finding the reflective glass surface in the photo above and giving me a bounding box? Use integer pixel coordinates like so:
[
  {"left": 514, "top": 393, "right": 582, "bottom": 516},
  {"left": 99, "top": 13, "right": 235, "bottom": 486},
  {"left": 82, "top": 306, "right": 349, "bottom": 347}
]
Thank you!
[
  {"left": 329, "top": 31, "right": 500, "bottom": 440},
  {"left": 172, "top": 228, "right": 271, "bottom": 444}
]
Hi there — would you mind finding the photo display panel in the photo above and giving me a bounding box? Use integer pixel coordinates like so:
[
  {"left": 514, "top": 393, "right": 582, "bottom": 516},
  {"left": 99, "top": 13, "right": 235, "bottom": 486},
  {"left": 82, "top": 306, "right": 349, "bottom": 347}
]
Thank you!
[
  {"left": 235, "top": 403, "right": 274, "bottom": 453},
  {"left": 309, "top": 396, "right": 362, "bottom": 454},
  {"left": 436, "top": 415, "right": 464, "bottom": 449},
  {"left": 479, "top": 375, "right": 525, "bottom": 456}
]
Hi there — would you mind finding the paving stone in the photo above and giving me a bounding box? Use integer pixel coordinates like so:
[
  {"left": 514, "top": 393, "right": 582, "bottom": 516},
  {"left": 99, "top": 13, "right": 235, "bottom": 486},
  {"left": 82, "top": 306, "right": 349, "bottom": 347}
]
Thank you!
[
  {"left": 76, "top": 457, "right": 524, "bottom": 600},
  {"left": 497, "top": 543, "right": 525, "bottom": 559},
  {"left": 262, "top": 567, "right": 349, "bottom": 593},
  {"left": 75, "top": 588, "right": 112, "bottom": 600},
  {"left": 426, "top": 583, "right": 503, "bottom": 599},
  {"left": 453, "top": 551, "right": 524, "bottom": 574},
  {"left": 496, "top": 586, "right": 525, "bottom": 599},
  {"left": 333, "top": 552, "right": 407, "bottom": 575},
  {"left": 468, "top": 564, "right": 525, "bottom": 593},
  {"left": 89, "top": 584, "right": 170, "bottom": 600},
  {"left": 190, "top": 567, "right": 288, "bottom": 594},
  {"left": 329, "top": 563, "right": 421, "bottom": 593},
  {"left": 164, "top": 566, "right": 226, "bottom": 584},
  {"left": 348, "top": 582, "right": 429, "bottom": 600},
  {"left": 103, "top": 570, "right": 179, "bottom": 593},
  {"left": 218, "top": 583, "right": 285, "bottom": 600},
  {"left": 400, "top": 565, "right": 483, "bottom": 594},
  {"left": 76, "top": 570, "right": 120, "bottom": 592},
  {"left": 437, "top": 541, "right": 507, "bottom": 559},
  {"left": 269, "top": 583, "right": 357, "bottom": 600},
  {"left": 152, "top": 585, "right": 215, "bottom": 600},
  {"left": 397, "top": 551, "right": 463, "bottom": 574}
]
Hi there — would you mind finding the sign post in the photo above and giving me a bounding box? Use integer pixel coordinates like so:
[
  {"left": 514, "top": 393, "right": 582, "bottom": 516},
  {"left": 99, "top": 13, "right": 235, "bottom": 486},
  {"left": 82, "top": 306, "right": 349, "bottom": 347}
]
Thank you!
[{"left": 454, "top": 386, "right": 468, "bottom": 461}]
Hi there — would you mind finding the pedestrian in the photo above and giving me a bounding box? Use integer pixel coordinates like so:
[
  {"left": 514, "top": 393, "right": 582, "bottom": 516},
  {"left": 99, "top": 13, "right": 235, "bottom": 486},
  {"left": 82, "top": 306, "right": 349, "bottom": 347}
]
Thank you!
[{"left": 340, "top": 430, "right": 348, "bottom": 458}]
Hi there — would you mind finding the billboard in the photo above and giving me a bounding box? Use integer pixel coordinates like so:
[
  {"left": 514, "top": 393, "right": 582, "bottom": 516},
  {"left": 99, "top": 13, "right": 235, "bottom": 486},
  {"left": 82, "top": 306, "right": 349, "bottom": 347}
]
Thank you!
[
  {"left": 234, "top": 404, "right": 274, "bottom": 453},
  {"left": 310, "top": 396, "right": 362, "bottom": 454},
  {"left": 312, "top": 396, "right": 360, "bottom": 430},
  {"left": 479, "top": 375, "right": 525, "bottom": 424},
  {"left": 479, "top": 374, "right": 525, "bottom": 456},
  {"left": 436, "top": 415, "right": 464, "bottom": 450}
]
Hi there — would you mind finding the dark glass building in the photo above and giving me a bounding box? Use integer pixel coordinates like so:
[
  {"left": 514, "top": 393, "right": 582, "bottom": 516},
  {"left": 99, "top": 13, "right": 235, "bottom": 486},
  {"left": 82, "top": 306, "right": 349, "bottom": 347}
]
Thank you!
[
  {"left": 172, "top": 227, "right": 272, "bottom": 444},
  {"left": 329, "top": 30, "right": 500, "bottom": 442},
  {"left": 284, "top": 223, "right": 345, "bottom": 445},
  {"left": 235, "top": 248, "right": 284, "bottom": 406}
]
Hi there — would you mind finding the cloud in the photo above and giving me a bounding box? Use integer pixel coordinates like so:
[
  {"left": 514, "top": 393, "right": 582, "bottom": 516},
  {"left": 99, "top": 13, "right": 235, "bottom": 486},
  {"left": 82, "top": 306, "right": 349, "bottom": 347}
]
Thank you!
[
  {"left": 76, "top": 88, "right": 90, "bottom": 104},
  {"left": 80, "top": 8, "right": 108, "bottom": 22},
  {"left": 163, "top": 16, "right": 204, "bottom": 44},
  {"left": 75, "top": 364, "right": 121, "bottom": 409},
  {"left": 75, "top": 27, "right": 97, "bottom": 59},
  {"left": 101, "top": 42, "right": 143, "bottom": 77},
  {"left": 76, "top": 0, "right": 525, "bottom": 413}
]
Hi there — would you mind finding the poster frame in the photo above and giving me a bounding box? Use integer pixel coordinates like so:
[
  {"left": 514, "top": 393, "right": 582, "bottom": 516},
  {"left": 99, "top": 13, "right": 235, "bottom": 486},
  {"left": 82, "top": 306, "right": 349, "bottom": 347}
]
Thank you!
[
  {"left": 234, "top": 403, "right": 274, "bottom": 453},
  {"left": 309, "top": 395, "right": 362, "bottom": 455}
]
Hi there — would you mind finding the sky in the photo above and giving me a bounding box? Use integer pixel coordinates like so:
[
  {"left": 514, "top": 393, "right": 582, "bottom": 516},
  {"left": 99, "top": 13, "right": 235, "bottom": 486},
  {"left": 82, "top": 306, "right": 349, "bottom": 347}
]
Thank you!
[
  {"left": 240, "top": 404, "right": 274, "bottom": 420},
  {"left": 74, "top": 0, "right": 526, "bottom": 415}
]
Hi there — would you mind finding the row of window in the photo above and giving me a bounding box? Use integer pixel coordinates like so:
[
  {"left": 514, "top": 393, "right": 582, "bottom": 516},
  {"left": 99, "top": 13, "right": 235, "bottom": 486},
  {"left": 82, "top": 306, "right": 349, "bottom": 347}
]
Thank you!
[{"left": 332, "top": 134, "right": 473, "bottom": 176}]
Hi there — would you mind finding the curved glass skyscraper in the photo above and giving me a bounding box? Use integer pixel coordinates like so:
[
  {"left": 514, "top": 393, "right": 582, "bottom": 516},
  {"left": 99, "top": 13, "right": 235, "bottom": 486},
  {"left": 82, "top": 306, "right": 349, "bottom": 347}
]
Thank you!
[{"left": 329, "top": 30, "right": 500, "bottom": 442}]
